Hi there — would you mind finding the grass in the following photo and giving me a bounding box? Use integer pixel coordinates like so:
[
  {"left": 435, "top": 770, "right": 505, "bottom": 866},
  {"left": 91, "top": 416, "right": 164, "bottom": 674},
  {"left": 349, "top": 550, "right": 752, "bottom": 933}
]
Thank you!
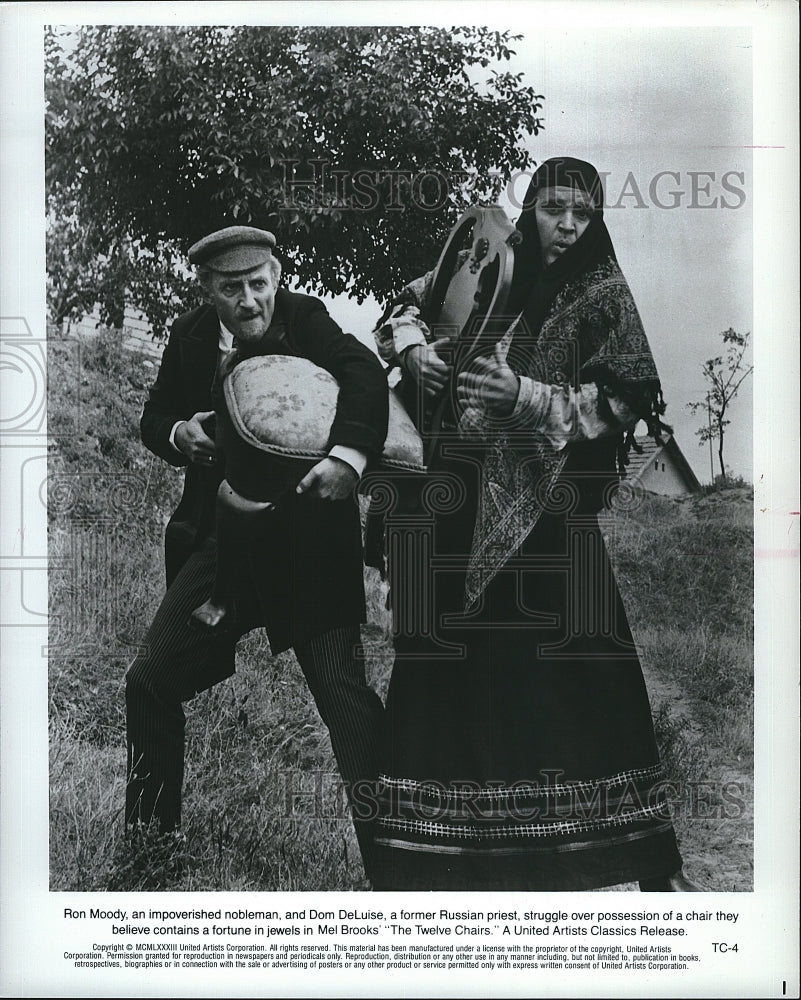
[
  {"left": 601, "top": 488, "right": 754, "bottom": 761},
  {"left": 601, "top": 487, "right": 754, "bottom": 890},
  {"left": 48, "top": 329, "right": 753, "bottom": 892}
]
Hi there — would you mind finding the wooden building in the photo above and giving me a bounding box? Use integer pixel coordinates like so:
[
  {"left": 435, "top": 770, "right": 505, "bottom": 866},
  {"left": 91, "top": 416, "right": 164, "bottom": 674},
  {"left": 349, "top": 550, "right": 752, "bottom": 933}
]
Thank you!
[{"left": 624, "top": 434, "right": 702, "bottom": 496}]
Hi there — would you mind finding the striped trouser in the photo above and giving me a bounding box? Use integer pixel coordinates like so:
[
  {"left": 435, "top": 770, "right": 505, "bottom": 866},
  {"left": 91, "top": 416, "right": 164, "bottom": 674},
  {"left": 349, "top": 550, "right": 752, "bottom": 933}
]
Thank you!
[{"left": 125, "top": 539, "right": 384, "bottom": 876}]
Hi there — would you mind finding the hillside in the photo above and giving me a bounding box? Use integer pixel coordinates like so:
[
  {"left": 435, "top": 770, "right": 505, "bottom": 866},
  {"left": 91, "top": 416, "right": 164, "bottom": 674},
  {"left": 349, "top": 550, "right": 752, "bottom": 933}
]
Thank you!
[{"left": 47, "top": 331, "right": 753, "bottom": 891}]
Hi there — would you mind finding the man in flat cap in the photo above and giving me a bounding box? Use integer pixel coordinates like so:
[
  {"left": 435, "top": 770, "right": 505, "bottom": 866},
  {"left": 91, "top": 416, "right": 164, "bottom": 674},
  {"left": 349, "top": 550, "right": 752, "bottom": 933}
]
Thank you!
[{"left": 125, "top": 226, "right": 388, "bottom": 884}]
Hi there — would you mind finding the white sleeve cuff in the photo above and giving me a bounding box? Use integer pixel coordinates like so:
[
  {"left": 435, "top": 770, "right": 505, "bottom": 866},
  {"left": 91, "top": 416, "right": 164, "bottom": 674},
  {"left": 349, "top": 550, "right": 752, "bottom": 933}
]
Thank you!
[
  {"left": 512, "top": 376, "right": 551, "bottom": 431},
  {"left": 328, "top": 445, "right": 367, "bottom": 478},
  {"left": 169, "top": 420, "right": 185, "bottom": 453},
  {"left": 393, "top": 325, "right": 428, "bottom": 357}
]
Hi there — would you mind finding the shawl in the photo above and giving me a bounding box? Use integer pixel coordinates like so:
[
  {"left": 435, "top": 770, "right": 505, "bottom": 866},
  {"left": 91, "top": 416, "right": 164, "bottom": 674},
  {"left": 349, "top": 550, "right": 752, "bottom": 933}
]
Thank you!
[
  {"left": 374, "top": 158, "right": 669, "bottom": 608},
  {"left": 463, "top": 158, "right": 668, "bottom": 607}
]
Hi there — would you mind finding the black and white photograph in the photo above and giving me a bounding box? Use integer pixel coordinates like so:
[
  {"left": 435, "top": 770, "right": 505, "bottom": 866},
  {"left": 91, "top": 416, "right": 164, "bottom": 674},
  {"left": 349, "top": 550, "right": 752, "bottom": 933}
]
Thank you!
[{"left": 1, "top": 1, "right": 798, "bottom": 997}]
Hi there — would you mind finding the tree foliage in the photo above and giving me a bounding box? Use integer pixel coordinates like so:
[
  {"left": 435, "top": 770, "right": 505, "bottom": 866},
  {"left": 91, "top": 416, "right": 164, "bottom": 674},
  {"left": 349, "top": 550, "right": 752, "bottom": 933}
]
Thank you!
[
  {"left": 687, "top": 328, "right": 753, "bottom": 482},
  {"left": 46, "top": 197, "right": 103, "bottom": 334},
  {"left": 46, "top": 25, "right": 543, "bottom": 337}
]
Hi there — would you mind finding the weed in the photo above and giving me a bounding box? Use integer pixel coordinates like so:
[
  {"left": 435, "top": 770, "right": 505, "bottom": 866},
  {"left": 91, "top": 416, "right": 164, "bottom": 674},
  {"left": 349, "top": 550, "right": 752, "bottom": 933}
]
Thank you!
[{"left": 48, "top": 331, "right": 754, "bottom": 891}]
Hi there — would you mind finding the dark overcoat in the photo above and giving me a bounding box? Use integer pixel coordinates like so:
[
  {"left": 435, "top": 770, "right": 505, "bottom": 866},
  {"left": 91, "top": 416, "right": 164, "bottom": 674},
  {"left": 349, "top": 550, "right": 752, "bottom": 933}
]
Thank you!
[{"left": 140, "top": 290, "right": 389, "bottom": 651}]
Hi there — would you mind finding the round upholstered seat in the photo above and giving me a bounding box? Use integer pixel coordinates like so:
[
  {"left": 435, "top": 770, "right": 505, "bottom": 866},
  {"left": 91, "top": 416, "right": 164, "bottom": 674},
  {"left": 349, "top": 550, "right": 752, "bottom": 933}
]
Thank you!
[{"left": 218, "top": 354, "right": 425, "bottom": 503}]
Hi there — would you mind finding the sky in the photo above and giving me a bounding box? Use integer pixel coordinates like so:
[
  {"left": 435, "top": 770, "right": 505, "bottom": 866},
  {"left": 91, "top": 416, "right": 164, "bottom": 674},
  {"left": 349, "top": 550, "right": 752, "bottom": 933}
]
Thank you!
[{"left": 320, "top": 23, "right": 755, "bottom": 482}]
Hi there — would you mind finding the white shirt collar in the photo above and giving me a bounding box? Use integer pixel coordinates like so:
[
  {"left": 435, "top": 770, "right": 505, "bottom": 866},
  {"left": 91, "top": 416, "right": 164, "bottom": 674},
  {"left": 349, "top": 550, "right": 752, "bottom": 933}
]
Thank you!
[{"left": 218, "top": 321, "right": 235, "bottom": 353}]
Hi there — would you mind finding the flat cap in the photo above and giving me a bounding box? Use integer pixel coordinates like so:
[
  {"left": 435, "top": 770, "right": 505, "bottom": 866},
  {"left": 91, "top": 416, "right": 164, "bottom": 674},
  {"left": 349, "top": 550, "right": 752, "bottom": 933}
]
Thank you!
[{"left": 188, "top": 226, "right": 276, "bottom": 274}]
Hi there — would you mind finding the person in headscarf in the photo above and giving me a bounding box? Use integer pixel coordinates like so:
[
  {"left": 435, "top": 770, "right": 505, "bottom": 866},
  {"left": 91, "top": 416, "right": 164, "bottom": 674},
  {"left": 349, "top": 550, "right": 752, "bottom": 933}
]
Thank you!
[{"left": 369, "top": 157, "right": 699, "bottom": 892}]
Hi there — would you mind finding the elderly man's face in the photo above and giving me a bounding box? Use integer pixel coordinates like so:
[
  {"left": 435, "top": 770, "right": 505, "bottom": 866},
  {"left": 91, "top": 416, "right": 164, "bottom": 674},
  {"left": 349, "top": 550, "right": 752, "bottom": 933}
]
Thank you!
[
  {"left": 534, "top": 185, "right": 595, "bottom": 266},
  {"left": 207, "top": 262, "right": 277, "bottom": 343}
]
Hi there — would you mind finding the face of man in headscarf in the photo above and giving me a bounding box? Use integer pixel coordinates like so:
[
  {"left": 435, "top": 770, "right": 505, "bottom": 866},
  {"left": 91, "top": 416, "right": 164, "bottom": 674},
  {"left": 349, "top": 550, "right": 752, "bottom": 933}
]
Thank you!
[
  {"left": 533, "top": 185, "right": 595, "bottom": 266},
  {"left": 206, "top": 262, "right": 277, "bottom": 343}
]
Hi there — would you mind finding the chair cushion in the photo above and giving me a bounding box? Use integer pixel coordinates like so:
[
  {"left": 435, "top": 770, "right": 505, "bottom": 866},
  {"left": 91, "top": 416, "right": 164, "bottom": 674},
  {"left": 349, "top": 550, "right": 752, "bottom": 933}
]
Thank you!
[{"left": 223, "top": 354, "right": 425, "bottom": 472}]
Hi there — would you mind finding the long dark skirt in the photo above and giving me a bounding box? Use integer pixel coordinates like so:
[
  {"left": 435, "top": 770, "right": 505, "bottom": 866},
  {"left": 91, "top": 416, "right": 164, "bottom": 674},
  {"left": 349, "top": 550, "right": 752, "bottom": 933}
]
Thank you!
[{"left": 372, "top": 456, "right": 681, "bottom": 891}]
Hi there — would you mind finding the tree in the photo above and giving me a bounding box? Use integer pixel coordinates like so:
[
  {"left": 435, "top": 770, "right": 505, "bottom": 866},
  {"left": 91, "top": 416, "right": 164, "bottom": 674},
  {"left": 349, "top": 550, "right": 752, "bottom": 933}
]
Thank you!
[
  {"left": 687, "top": 328, "right": 753, "bottom": 482},
  {"left": 45, "top": 25, "right": 544, "bottom": 336},
  {"left": 46, "top": 202, "right": 103, "bottom": 334}
]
